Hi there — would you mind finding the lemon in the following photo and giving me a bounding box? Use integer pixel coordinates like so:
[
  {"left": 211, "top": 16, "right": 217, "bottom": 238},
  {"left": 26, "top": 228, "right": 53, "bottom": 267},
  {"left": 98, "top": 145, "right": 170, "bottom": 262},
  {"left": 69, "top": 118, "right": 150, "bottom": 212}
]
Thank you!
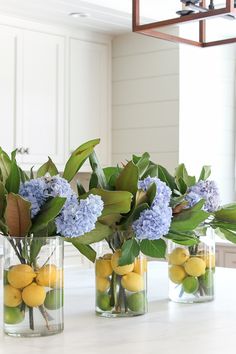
[
  {"left": 111, "top": 250, "right": 134, "bottom": 275},
  {"left": 182, "top": 277, "right": 199, "bottom": 294},
  {"left": 8, "top": 264, "right": 36, "bottom": 289},
  {"left": 4, "top": 306, "right": 25, "bottom": 325},
  {"left": 133, "top": 258, "right": 147, "bottom": 275},
  {"left": 96, "top": 276, "right": 110, "bottom": 292},
  {"left": 96, "top": 293, "right": 112, "bottom": 311},
  {"left": 51, "top": 269, "right": 64, "bottom": 289},
  {"left": 121, "top": 272, "right": 144, "bottom": 292},
  {"left": 36, "top": 264, "right": 57, "bottom": 287},
  {"left": 168, "top": 248, "right": 190, "bottom": 266},
  {"left": 22, "top": 283, "right": 46, "bottom": 307},
  {"left": 169, "top": 265, "right": 186, "bottom": 284},
  {"left": 184, "top": 257, "right": 206, "bottom": 277},
  {"left": 198, "top": 252, "right": 215, "bottom": 269},
  {"left": 127, "top": 292, "right": 146, "bottom": 312},
  {"left": 4, "top": 285, "right": 22, "bottom": 307},
  {"left": 95, "top": 258, "right": 113, "bottom": 278},
  {"left": 44, "top": 289, "right": 63, "bottom": 310}
]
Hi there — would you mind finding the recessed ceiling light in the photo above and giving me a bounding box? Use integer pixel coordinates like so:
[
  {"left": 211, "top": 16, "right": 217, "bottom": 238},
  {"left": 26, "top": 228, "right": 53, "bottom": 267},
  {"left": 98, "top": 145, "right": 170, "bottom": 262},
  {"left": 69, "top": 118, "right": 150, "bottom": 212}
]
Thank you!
[{"left": 69, "top": 12, "right": 90, "bottom": 18}]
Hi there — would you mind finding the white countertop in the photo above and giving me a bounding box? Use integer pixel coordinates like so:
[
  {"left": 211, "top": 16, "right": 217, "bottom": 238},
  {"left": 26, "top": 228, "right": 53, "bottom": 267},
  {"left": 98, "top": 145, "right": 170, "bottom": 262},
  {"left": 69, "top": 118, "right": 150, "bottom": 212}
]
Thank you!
[{"left": 0, "top": 261, "right": 236, "bottom": 354}]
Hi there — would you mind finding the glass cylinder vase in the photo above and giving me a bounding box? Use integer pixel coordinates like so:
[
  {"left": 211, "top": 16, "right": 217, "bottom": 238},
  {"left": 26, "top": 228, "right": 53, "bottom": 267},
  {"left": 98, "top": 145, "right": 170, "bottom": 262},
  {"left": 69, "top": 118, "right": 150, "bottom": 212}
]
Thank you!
[
  {"left": 168, "top": 227, "right": 215, "bottom": 303},
  {"left": 3, "top": 236, "right": 64, "bottom": 337},
  {"left": 95, "top": 242, "right": 147, "bottom": 317}
]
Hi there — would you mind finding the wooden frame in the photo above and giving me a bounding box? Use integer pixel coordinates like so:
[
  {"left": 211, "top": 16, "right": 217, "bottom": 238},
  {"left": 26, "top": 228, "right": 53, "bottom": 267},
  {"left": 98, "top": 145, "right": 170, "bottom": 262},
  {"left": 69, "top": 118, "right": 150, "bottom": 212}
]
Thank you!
[{"left": 132, "top": 0, "right": 236, "bottom": 47}]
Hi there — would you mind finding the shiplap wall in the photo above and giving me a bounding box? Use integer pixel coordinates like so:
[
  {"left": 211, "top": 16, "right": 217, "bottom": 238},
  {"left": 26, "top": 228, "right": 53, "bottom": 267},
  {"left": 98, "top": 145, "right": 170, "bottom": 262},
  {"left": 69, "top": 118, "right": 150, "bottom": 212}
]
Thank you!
[
  {"left": 179, "top": 44, "right": 236, "bottom": 203},
  {"left": 112, "top": 32, "right": 180, "bottom": 172}
]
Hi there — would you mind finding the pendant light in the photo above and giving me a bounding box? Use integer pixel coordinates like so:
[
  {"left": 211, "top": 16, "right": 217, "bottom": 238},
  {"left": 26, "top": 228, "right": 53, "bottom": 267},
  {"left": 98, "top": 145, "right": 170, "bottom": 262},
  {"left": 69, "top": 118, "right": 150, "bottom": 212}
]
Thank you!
[{"left": 132, "top": 0, "right": 236, "bottom": 47}]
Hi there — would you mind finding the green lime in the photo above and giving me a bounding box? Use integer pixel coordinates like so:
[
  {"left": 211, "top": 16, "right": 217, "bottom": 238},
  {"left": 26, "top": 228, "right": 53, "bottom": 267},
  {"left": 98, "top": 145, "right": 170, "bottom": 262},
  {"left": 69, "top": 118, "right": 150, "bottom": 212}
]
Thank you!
[
  {"left": 182, "top": 276, "right": 199, "bottom": 294},
  {"left": 127, "top": 292, "right": 146, "bottom": 313},
  {"left": 96, "top": 293, "right": 112, "bottom": 311},
  {"left": 4, "top": 306, "right": 25, "bottom": 325},
  {"left": 4, "top": 270, "right": 9, "bottom": 285},
  {"left": 200, "top": 270, "right": 214, "bottom": 289},
  {"left": 44, "top": 289, "right": 63, "bottom": 310}
]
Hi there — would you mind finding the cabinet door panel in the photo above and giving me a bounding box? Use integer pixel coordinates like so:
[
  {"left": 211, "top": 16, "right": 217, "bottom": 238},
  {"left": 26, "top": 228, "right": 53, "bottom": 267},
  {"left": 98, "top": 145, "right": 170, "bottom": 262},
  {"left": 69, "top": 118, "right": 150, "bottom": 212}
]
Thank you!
[
  {"left": 20, "top": 31, "right": 65, "bottom": 166},
  {"left": 69, "top": 39, "right": 110, "bottom": 168},
  {"left": 0, "top": 27, "right": 20, "bottom": 157}
]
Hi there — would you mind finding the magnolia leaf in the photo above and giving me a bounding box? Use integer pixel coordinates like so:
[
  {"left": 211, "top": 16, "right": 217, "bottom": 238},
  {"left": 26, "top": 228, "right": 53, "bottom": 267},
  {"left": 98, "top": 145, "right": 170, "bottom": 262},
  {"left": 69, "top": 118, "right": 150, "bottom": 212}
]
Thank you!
[
  {"left": 216, "top": 227, "right": 236, "bottom": 244},
  {"left": 5, "top": 159, "right": 20, "bottom": 194},
  {"left": 77, "top": 180, "right": 86, "bottom": 196},
  {"left": 171, "top": 204, "right": 209, "bottom": 232},
  {"left": 0, "top": 219, "right": 8, "bottom": 234},
  {"left": 31, "top": 197, "right": 66, "bottom": 234},
  {"left": 157, "top": 165, "right": 176, "bottom": 191},
  {"left": 140, "top": 239, "right": 166, "bottom": 258},
  {"left": 99, "top": 214, "right": 121, "bottom": 226},
  {"left": 133, "top": 152, "right": 150, "bottom": 178},
  {"left": 199, "top": 165, "right": 211, "bottom": 181},
  {"left": 5, "top": 193, "right": 32, "bottom": 236},
  {"left": 212, "top": 221, "right": 236, "bottom": 232},
  {"left": 103, "top": 166, "right": 121, "bottom": 189},
  {"left": 135, "top": 190, "right": 148, "bottom": 206},
  {"left": 89, "top": 173, "right": 99, "bottom": 189},
  {"left": 116, "top": 161, "right": 139, "bottom": 195},
  {"left": 0, "top": 182, "right": 6, "bottom": 218},
  {"left": 89, "top": 188, "right": 133, "bottom": 216},
  {"left": 70, "top": 242, "right": 96, "bottom": 262},
  {"left": 89, "top": 151, "right": 107, "bottom": 189},
  {"left": 65, "top": 222, "right": 112, "bottom": 245},
  {"left": 176, "top": 177, "right": 187, "bottom": 195},
  {"left": 215, "top": 203, "right": 236, "bottom": 223},
  {"left": 143, "top": 164, "right": 158, "bottom": 178},
  {"left": 37, "top": 157, "right": 59, "bottom": 177},
  {"left": 119, "top": 239, "right": 140, "bottom": 266},
  {"left": 19, "top": 168, "right": 29, "bottom": 183},
  {"left": 0, "top": 148, "right": 11, "bottom": 183},
  {"left": 165, "top": 231, "right": 199, "bottom": 246},
  {"left": 146, "top": 183, "right": 157, "bottom": 206},
  {"left": 63, "top": 139, "right": 100, "bottom": 182}
]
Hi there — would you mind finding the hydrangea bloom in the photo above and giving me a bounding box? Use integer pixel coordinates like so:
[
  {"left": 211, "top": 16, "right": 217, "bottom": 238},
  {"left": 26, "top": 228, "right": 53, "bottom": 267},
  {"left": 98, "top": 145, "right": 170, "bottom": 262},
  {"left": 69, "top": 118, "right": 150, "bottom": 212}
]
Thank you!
[
  {"left": 46, "top": 176, "right": 74, "bottom": 200},
  {"left": 55, "top": 194, "right": 104, "bottom": 237},
  {"left": 185, "top": 180, "right": 220, "bottom": 212},
  {"left": 19, "top": 178, "right": 48, "bottom": 217},
  {"left": 132, "top": 205, "right": 172, "bottom": 240},
  {"left": 138, "top": 176, "right": 171, "bottom": 208}
]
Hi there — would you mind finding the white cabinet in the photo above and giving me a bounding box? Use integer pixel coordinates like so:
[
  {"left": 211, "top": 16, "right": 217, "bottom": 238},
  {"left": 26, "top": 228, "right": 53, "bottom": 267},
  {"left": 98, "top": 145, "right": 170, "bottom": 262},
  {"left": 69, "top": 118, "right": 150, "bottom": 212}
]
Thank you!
[
  {"left": 18, "top": 31, "right": 65, "bottom": 167},
  {"left": 69, "top": 38, "right": 111, "bottom": 168}
]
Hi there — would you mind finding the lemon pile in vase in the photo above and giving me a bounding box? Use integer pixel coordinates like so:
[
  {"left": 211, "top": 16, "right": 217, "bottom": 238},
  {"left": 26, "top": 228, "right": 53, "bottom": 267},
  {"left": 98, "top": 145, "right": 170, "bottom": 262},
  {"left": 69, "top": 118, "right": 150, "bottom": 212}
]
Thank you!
[
  {"left": 95, "top": 250, "right": 147, "bottom": 317},
  {"left": 168, "top": 246, "right": 215, "bottom": 303}
]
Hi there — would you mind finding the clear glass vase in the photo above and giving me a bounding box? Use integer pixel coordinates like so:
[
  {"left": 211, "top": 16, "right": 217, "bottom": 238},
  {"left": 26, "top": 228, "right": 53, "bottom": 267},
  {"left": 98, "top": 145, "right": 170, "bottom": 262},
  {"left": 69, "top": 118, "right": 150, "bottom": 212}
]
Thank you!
[
  {"left": 168, "top": 227, "right": 215, "bottom": 303},
  {"left": 3, "top": 236, "right": 64, "bottom": 337},
  {"left": 95, "top": 242, "right": 147, "bottom": 317}
]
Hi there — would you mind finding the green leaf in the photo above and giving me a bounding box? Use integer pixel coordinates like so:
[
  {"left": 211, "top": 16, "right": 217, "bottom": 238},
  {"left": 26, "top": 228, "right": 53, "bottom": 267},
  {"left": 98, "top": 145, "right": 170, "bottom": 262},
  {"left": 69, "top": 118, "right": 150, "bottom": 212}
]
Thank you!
[
  {"left": 133, "top": 152, "right": 150, "bottom": 178},
  {"left": 0, "top": 148, "right": 11, "bottom": 183},
  {"left": 175, "top": 163, "right": 196, "bottom": 190},
  {"left": 146, "top": 183, "right": 157, "bottom": 206},
  {"left": 215, "top": 203, "right": 236, "bottom": 223},
  {"left": 5, "top": 193, "right": 32, "bottom": 236},
  {"left": 65, "top": 222, "right": 112, "bottom": 245},
  {"left": 89, "top": 151, "right": 107, "bottom": 189},
  {"left": 211, "top": 221, "right": 236, "bottom": 232},
  {"left": 199, "top": 165, "right": 211, "bottom": 181},
  {"left": 158, "top": 165, "right": 176, "bottom": 191},
  {"left": 70, "top": 242, "right": 96, "bottom": 262},
  {"left": 89, "top": 173, "right": 99, "bottom": 189},
  {"left": 77, "top": 180, "right": 86, "bottom": 196},
  {"left": 5, "top": 158, "right": 20, "bottom": 194},
  {"left": 165, "top": 231, "right": 199, "bottom": 246},
  {"left": 63, "top": 139, "right": 100, "bottom": 182},
  {"left": 89, "top": 188, "right": 133, "bottom": 216},
  {"left": 103, "top": 166, "right": 121, "bottom": 189},
  {"left": 30, "top": 238, "right": 46, "bottom": 264},
  {"left": 19, "top": 168, "right": 29, "bottom": 183},
  {"left": 143, "top": 164, "right": 158, "bottom": 178},
  {"left": 0, "top": 218, "right": 8, "bottom": 234},
  {"left": 0, "top": 182, "right": 6, "bottom": 218},
  {"left": 175, "top": 177, "right": 187, "bottom": 194},
  {"left": 30, "top": 166, "right": 34, "bottom": 179},
  {"left": 140, "top": 239, "right": 166, "bottom": 258},
  {"left": 216, "top": 227, "right": 236, "bottom": 244},
  {"left": 37, "top": 157, "right": 59, "bottom": 177},
  {"left": 31, "top": 197, "right": 66, "bottom": 234},
  {"left": 116, "top": 161, "right": 139, "bottom": 195},
  {"left": 119, "top": 239, "right": 140, "bottom": 266}
]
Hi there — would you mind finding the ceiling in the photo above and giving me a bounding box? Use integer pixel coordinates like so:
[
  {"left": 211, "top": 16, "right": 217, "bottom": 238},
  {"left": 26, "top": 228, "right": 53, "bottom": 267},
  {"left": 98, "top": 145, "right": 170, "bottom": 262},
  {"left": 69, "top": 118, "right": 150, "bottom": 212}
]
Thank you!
[{"left": 0, "top": 0, "right": 181, "bottom": 35}]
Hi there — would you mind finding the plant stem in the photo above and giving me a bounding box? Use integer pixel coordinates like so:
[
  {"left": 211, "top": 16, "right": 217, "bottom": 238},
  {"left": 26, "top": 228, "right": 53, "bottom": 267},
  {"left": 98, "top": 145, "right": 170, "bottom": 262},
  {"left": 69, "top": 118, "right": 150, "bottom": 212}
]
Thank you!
[
  {"left": 38, "top": 305, "right": 53, "bottom": 330},
  {"left": 29, "top": 308, "right": 34, "bottom": 331}
]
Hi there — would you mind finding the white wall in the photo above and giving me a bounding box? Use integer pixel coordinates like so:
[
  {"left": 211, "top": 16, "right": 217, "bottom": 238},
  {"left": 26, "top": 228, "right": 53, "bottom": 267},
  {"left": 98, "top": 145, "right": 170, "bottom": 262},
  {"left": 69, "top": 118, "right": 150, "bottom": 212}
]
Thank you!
[{"left": 112, "top": 33, "right": 180, "bottom": 172}]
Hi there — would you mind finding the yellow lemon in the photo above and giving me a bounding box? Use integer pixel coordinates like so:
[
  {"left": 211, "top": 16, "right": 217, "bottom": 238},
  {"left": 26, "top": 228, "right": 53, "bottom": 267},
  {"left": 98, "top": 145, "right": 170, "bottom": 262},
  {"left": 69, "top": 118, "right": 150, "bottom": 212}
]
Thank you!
[
  {"left": 121, "top": 272, "right": 144, "bottom": 292},
  {"left": 8, "top": 264, "right": 36, "bottom": 289},
  {"left": 168, "top": 248, "right": 190, "bottom": 266},
  {"left": 36, "top": 264, "right": 57, "bottom": 287},
  {"left": 184, "top": 257, "right": 206, "bottom": 277},
  {"left": 133, "top": 258, "right": 147, "bottom": 275},
  {"left": 111, "top": 250, "right": 134, "bottom": 275},
  {"left": 198, "top": 251, "right": 215, "bottom": 269},
  {"left": 51, "top": 269, "right": 64, "bottom": 288},
  {"left": 4, "top": 285, "right": 22, "bottom": 307},
  {"left": 22, "top": 283, "right": 46, "bottom": 307},
  {"left": 169, "top": 265, "right": 186, "bottom": 284},
  {"left": 95, "top": 259, "right": 113, "bottom": 278},
  {"left": 96, "top": 276, "right": 110, "bottom": 292}
]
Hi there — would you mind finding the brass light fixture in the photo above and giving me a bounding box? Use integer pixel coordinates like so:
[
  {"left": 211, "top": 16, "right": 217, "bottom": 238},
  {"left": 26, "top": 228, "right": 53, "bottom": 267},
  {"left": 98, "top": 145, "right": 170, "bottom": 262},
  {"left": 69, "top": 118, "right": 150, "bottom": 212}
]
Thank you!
[{"left": 132, "top": 0, "right": 236, "bottom": 47}]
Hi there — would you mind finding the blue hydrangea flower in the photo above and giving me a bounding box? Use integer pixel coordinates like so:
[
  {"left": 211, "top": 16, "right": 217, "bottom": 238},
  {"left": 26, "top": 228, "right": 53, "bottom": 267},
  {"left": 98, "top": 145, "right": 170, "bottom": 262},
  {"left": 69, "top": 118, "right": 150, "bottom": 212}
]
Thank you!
[
  {"left": 138, "top": 176, "right": 171, "bottom": 208},
  {"left": 55, "top": 194, "right": 104, "bottom": 237},
  {"left": 46, "top": 176, "right": 74, "bottom": 200},
  {"left": 132, "top": 205, "right": 172, "bottom": 240},
  {"left": 185, "top": 180, "right": 220, "bottom": 212},
  {"left": 19, "top": 178, "right": 48, "bottom": 217}
]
